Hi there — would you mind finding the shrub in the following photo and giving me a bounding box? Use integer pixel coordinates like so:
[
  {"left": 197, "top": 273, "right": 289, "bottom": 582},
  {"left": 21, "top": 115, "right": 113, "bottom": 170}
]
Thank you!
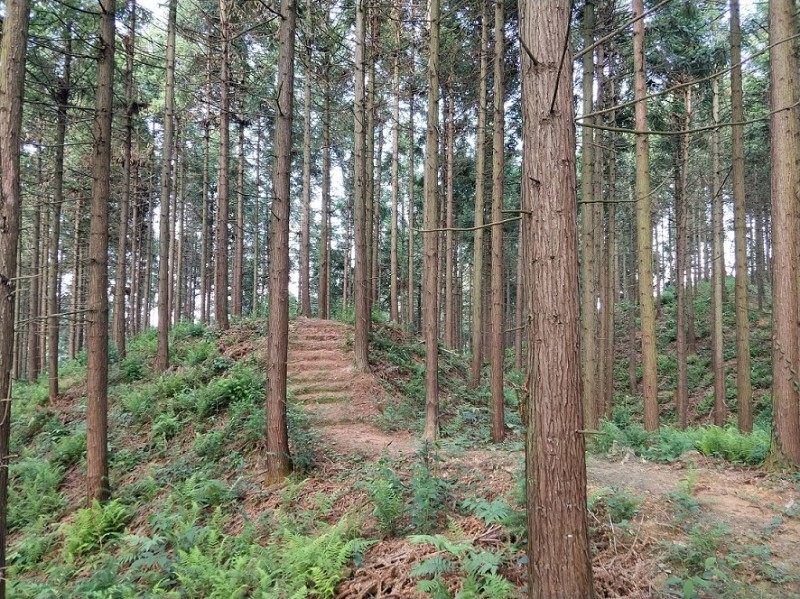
[
  {"left": 53, "top": 431, "right": 86, "bottom": 467},
  {"left": 63, "top": 500, "right": 131, "bottom": 560},
  {"left": 8, "top": 458, "right": 66, "bottom": 531},
  {"left": 120, "top": 354, "right": 147, "bottom": 383}
]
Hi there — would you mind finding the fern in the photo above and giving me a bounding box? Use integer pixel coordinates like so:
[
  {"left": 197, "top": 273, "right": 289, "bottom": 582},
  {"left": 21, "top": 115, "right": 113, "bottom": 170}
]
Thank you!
[
  {"left": 411, "top": 556, "right": 454, "bottom": 578},
  {"left": 460, "top": 550, "right": 504, "bottom": 577},
  {"left": 63, "top": 499, "right": 131, "bottom": 560},
  {"left": 479, "top": 574, "right": 516, "bottom": 598},
  {"left": 461, "top": 498, "right": 511, "bottom": 525},
  {"left": 410, "top": 534, "right": 473, "bottom": 557},
  {"left": 416, "top": 578, "right": 453, "bottom": 599}
]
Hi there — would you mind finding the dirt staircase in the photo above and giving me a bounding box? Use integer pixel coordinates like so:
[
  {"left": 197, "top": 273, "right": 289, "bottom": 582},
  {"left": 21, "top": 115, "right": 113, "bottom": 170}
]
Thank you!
[{"left": 287, "top": 318, "right": 416, "bottom": 457}]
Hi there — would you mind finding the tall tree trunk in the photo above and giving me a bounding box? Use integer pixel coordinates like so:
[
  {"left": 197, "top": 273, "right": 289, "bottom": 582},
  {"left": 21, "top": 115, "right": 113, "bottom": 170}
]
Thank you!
[
  {"left": 114, "top": 5, "right": 135, "bottom": 358},
  {"left": 373, "top": 122, "right": 384, "bottom": 308},
  {"left": 232, "top": 118, "right": 245, "bottom": 318},
  {"left": 86, "top": 0, "right": 115, "bottom": 503},
  {"left": 675, "top": 90, "right": 690, "bottom": 430},
  {"left": 444, "top": 79, "right": 455, "bottom": 348},
  {"left": 514, "top": 231, "right": 524, "bottom": 370},
  {"left": 767, "top": 0, "right": 800, "bottom": 467},
  {"left": 299, "top": 32, "right": 313, "bottom": 318},
  {"left": 633, "top": 0, "right": 658, "bottom": 431},
  {"left": 710, "top": 78, "right": 727, "bottom": 427},
  {"left": 200, "top": 38, "right": 212, "bottom": 324},
  {"left": 253, "top": 120, "right": 262, "bottom": 314},
  {"left": 407, "top": 59, "right": 416, "bottom": 330},
  {"left": 320, "top": 76, "right": 331, "bottom": 319},
  {"left": 422, "top": 0, "right": 441, "bottom": 441},
  {"left": 69, "top": 197, "right": 82, "bottom": 359},
  {"left": 174, "top": 157, "right": 185, "bottom": 324},
  {"left": 389, "top": 0, "right": 401, "bottom": 323},
  {"left": 521, "top": 1, "right": 594, "bottom": 595},
  {"left": 365, "top": 14, "right": 377, "bottom": 310},
  {"left": 49, "top": 34, "right": 71, "bottom": 402},
  {"left": 490, "top": 0, "right": 505, "bottom": 443},
  {"left": 265, "top": 0, "right": 296, "bottom": 485},
  {"left": 470, "top": 0, "right": 489, "bottom": 388},
  {"left": 731, "top": 0, "right": 752, "bottom": 433},
  {"left": 28, "top": 198, "right": 42, "bottom": 383},
  {"left": 155, "top": 0, "right": 177, "bottom": 372},
  {"left": 216, "top": 0, "right": 232, "bottom": 330},
  {"left": 353, "top": 0, "right": 370, "bottom": 370},
  {"left": 0, "top": 0, "right": 31, "bottom": 593},
  {"left": 580, "top": 0, "right": 598, "bottom": 430}
]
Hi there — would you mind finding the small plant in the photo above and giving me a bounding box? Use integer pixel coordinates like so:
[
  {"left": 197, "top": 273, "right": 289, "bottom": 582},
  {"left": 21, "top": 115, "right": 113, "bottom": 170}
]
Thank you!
[
  {"left": 366, "top": 461, "right": 405, "bottom": 536},
  {"left": 152, "top": 412, "right": 181, "bottom": 442},
  {"left": 63, "top": 499, "right": 131, "bottom": 560},
  {"left": 8, "top": 458, "right": 66, "bottom": 531},
  {"left": 194, "top": 429, "right": 227, "bottom": 460},
  {"left": 589, "top": 487, "right": 641, "bottom": 526},
  {"left": 119, "top": 354, "right": 147, "bottom": 383},
  {"left": 410, "top": 534, "right": 515, "bottom": 599},
  {"left": 53, "top": 431, "right": 87, "bottom": 467},
  {"left": 410, "top": 443, "right": 451, "bottom": 533}
]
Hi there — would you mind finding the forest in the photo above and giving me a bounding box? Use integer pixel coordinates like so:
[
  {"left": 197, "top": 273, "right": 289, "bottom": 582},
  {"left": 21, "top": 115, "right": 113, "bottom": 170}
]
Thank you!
[{"left": 0, "top": 0, "right": 799, "bottom": 597}]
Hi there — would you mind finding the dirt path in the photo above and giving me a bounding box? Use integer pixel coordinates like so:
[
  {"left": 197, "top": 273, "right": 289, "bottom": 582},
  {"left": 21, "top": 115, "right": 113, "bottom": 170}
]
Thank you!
[
  {"left": 287, "top": 319, "right": 800, "bottom": 594},
  {"left": 287, "top": 318, "right": 417, "bottom": 458}
]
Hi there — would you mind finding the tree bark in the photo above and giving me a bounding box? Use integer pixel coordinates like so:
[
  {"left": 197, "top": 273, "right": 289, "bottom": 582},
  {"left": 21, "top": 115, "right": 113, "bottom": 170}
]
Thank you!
[
  {"left": 444, "top": 79, "right": 456, "bottom": 348},
  {"left": 389, "top": 0, "right": 401, "bottom": 323},
  {"left": 580, "top": 0, "right": 598, "bottom": 431},
  {"left": 0, "top": 0, "right": 31, "bottom": 592},
  {"left": 49, "top": 33, "right": 71, "bottom": 402},
  {"left": 200, "top": 37, "right": 212, "bottom": 324},
  {"left": 422, "top": 0, "right": 441, "bottom": 441},
  {"left": 299, "top": 31, "right": 313, "bottom": 318},
  {"left": 232, "top": 117, "right": 245, "bottom": 318},
  {"left": 520, "top": 1, "right": 594, "bottom": 594},
  {"left": 633, "top": 0, "right": 659, "bottom": 431},
  {"left": 710, "top": 78, "right": 727, "bottom": 427},
  {"left": 675, "top": 88, "right": 690, "bottom": 430},
  {"left": 353, "top": 0, "right": 370, "bottom": 370},
  {"left": 490, "top": 0, "right": 505, "bottom": 443},
  {"left": 767, "top": 0, "right": 800, "bottom": 467},
  {"left": 155, "top": 0, "right": 177, "bottom": 372},
  {"left": 730, "top": 0, "right": 752, "bottom": 433},
  {"left": 86, "top": 0, "right": 115, "bottom": 503},
  {"left": 320, "top": 74, "right": 331, "bottom": 319},
  {"left": 114, "top": 7, "right": 134, "bottom": 358},
  {"left": 265, "top": 0, "right": 296, "bottom": 485},
  {"left": 407, "top": 55, "right": 416, "bottom": 330},
  {"left": 470, "top": 0, "right": 489, "bottom": 388},
  {"left": 216, "top": 0, "right": 232, "bottom": 330}
]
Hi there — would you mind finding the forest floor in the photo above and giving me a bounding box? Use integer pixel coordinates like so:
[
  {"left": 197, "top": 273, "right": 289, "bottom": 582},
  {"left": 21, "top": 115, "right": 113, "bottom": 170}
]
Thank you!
[{"left": 282, "top": 318, "right": 800, "bottom": 599}]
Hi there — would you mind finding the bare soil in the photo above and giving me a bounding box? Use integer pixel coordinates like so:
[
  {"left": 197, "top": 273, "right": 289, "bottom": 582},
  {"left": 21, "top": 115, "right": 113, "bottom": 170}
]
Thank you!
[{"left": 283, "top": 319, "right": 800, "bottom": 599}]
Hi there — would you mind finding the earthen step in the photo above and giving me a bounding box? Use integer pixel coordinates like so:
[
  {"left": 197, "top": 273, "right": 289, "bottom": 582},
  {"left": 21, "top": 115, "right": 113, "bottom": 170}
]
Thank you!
[
  {"left": 293, "top": 391, "right": 351, "bottom": 404},
  {"left": 287, "top": 358, "right": 352, "bottom": 372},
  {"left": 290, "top": 381, "right": 352, "bottom": 395},
  {"left": 305, "top": 402, "right": 366, "bottom": 425},
  {"left": 288, "top": 349, "right": 346, "bottom": 362},
  {"left": 289, "top": 339, "right": 345, "bottom": 351},
  {"left": 288, "top": 368, "right": 354, "bottom": 384}
]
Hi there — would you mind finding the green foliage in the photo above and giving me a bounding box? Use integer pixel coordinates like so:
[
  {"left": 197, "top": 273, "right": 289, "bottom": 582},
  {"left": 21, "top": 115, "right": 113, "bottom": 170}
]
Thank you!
[
  {"left": 173, "top": 475, "right": 237, "bottom": 509},
  {"left": 172, "top": 320, "right": 206, "bottom": 340},
  {"left": 410, "top": 535, "right": 514, "bottom": 599},
  {"left": 695, "top": 425, "right": 770, "bottom": 465},
  {"left": 8, "top": 458, "right": 65, "bottom": 531},
  {"left": 63, "top": 500, "right": 131, "bottom": 560},
  {"left": 194, "top": 365, "right": 263, "bottom": 417},
  {"left": 127, "top": 329, "right": 158, "bottom": 359},
  {"left": 461, "top": 497, "right": 511, "bottom": 525},
  {"left": 53, "top": 431, "right": 86, "bottom": 467},
  {"left": 410, "top": 445, "right": 451, "bottom": 533},
  {"left": 366, "top": 461, "right": 405, "bottom": 536},
  {"left": 194, "top": 429, "right": 227, "bottom": 460},
  {"left": 8, "top": 517, "right": 58, "bottom": 573},
  {"left": 120, "top": 386, "right": 157, "bottom": 423},
  {"left": 120, "top": 354, "right": 148, "bottom": 383},
  {"left": 180, "top": 339, "right": 218, "bottom": 367},
  {"left": 152, "top": 412, "right": 182, "bottom": 441},
  {"left": 589, "top": 487, "right": 641, "bottom": 525},
  {"left": 590, "top": 420, "right": 770, "bottom": 466}
]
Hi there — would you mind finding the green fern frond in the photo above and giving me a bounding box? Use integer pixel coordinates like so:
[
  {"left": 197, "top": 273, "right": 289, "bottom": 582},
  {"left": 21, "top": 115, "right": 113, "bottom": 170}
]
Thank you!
[
  {"left": 411, "top": 556, "right": 454, "bottom": 578},
  {"left": 416, "top": 577, "right": 453, "bottom": 599}
]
